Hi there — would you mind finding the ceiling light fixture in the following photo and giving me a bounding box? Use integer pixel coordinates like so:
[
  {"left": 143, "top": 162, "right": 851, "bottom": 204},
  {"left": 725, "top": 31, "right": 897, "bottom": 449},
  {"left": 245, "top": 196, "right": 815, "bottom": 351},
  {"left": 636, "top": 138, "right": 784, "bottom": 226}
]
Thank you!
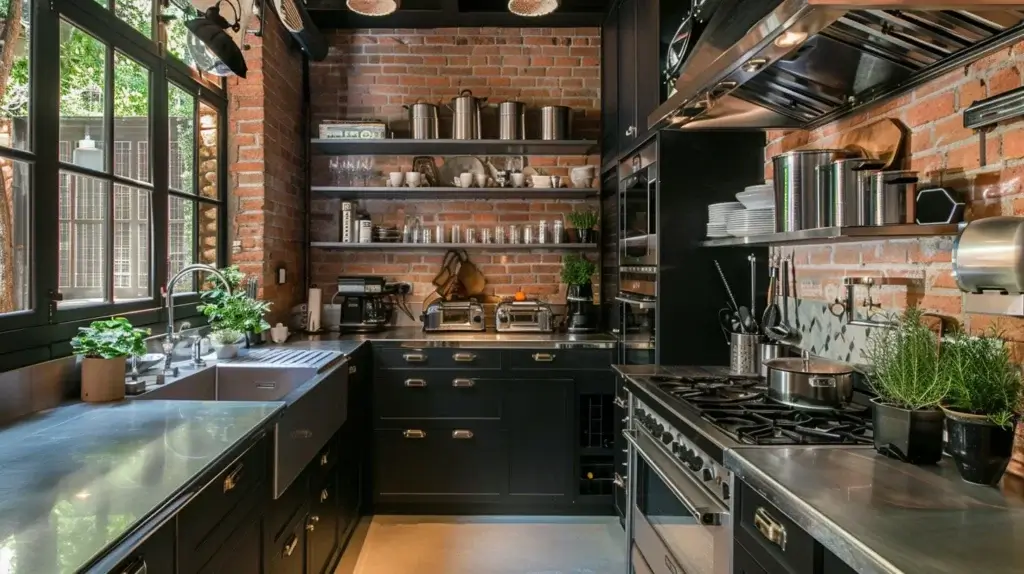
[
  {"left": 346, "top": 0, "right": 400, "bottom": 17},
  {"left": 508, "top": 0, "right": 560, "bottom": 17},
  {"left": 185, "top": 0, "right": 248, "bottom": 78}
]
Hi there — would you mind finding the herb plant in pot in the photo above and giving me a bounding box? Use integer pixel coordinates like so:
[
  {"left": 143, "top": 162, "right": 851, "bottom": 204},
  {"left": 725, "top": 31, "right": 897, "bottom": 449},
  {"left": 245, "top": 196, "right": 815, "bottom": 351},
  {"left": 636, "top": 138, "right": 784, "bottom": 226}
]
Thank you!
[
  {"left": 71, "top": 317, "right": 150, "bottom": 402},
  {"left": 561, "top": 253, "right": 597, "bottom": 302},
  {"left": 940, "top": 329, "right": 1023, "bottom": 486},
  {"left": 198, "top": 291, "right": 271, "bottom": 354},
  {"left": 566, "top": 209, "right": 598, "bottom": 244},
  {"left": 863, "top": 307, "right": 947, "bottom": 465}
]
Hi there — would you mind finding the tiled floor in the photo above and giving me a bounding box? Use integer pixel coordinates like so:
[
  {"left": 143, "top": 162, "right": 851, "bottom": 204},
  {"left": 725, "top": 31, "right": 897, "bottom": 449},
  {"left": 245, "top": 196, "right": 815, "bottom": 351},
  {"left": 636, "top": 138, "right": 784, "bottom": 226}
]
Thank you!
[{"left": 335, "top": 515, "right": 626, "bottom": 574}]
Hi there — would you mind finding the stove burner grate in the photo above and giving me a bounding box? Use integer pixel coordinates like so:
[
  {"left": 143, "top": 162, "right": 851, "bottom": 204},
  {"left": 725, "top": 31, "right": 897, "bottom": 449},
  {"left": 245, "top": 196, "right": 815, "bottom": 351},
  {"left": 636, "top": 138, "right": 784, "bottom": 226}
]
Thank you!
[{"left": 703, "top": 407, "right": 873, "bottom": 445}]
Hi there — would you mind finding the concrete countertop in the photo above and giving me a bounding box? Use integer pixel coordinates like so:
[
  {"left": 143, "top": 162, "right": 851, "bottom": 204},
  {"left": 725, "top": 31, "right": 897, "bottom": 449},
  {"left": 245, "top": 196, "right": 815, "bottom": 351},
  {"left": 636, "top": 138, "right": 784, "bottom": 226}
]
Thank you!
[
  {"left": 726, "top": 447, "right": 1024, "bottom": 574},
  {"left": 0, "top": 400, "right": 283, "bottom": 574}
]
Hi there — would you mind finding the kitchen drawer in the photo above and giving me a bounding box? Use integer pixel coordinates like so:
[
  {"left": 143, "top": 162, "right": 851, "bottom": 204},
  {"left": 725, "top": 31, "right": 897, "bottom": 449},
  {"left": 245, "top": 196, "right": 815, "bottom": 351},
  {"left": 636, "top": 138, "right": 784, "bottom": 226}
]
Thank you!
[
  {"left": 823, "top": 549, "right": 858, "bottom": 574},
  {"left": 178, "top": 435, "right": 269, "bottom": 573},
  {"left": 374, "top": 423, "right": 507, "bottom": 497},
  {"left": 735, "top": 481, "right": 820, "bottom": 574},
  {"left": 375, "top": 347, "right": 502, "bottom": 370},
  {"left": 308, "top": 434, "right": 341, "bottom": 490},
  {"left": 198, "top": 506, "right": 262, "bottom": 574},
  {"left": 110, "top": 519, "right": 176, "bottom": 574},
  {"left": 508, "top": 348, "right": 612, "bottom": 371},
  {"left": 375, "top": 371, "right": 502, "bottom": 420}
]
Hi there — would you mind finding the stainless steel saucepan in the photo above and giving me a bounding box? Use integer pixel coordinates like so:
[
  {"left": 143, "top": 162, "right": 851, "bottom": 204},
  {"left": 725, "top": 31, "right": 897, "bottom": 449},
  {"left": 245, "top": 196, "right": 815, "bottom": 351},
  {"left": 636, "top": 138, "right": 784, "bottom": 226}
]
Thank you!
[{"left": 764, "top": 353, "right": 854, "bottom": 409}]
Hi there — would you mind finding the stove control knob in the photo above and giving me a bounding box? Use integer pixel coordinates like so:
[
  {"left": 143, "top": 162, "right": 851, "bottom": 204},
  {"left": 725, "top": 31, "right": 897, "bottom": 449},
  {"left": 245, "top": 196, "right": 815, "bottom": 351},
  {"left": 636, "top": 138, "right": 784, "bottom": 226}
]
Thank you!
[
  {"left": 661, "top": 431, "right": 672, "bottom": 444},
  {"left": 722, "top": 482, "right": 731, "bottom": 500},
  {"left": 654, "top": 423, "right": 665, "bottom": 435},
  {"left": 671, "top": 443, "right": 682, "bottom": 455},
  {"left": 688, "top": 458, "right": 702, "bottom": 472},
  {"left": 702, "top": 468, "right": 713, "bottom": 482}
]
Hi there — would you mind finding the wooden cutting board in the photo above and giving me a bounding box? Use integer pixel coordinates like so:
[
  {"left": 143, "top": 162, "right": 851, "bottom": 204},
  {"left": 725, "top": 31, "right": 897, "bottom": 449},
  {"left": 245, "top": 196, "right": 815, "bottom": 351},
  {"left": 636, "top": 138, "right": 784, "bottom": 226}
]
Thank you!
[{"left": 837, "top": 118, "right": 906, "bottom": 169}]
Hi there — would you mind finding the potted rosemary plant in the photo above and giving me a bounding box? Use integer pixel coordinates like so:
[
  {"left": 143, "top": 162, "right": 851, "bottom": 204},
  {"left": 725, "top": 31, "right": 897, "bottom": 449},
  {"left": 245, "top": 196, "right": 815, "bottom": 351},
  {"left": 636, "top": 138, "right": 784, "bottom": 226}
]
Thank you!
[
  {"left": 561, "top": 254, "right": 596, "bottom": 302},
  {"left": 940, "top": 328, "right": 1023, "bottom": 485},
  {"left": 566, "top": 209, "right": 598, "bottom": 244},
  {"left": 71, "top": 317, "right": 150, "bottom": 402},
  {"left": 863, "top": 307, "right": 947, "bottom": 464},
  {"left": 198, "top": 291, "right": 271, "bottom": 356}
]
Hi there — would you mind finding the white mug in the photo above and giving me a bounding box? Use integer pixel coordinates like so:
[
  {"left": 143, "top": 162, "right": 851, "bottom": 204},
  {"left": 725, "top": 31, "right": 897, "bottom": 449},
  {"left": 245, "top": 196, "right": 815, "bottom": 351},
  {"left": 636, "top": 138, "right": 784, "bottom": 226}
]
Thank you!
[
  {"left": 405, "top": 172, "right": 422, "bottom": 187},
  {"left": 270, "top": 323, "right": 289, "bottom": 344},
  {"left": 474, "top": 173, "right": 488, "bottom": 188},
  {"left": 511, "top": 173, "right": 525, "bottom": 188},
  {"left": 460, "top": 173, "right": 475, "bottom": 188},
  {"left": 388, "top": 172, "right": 404, "bottom": 187}
]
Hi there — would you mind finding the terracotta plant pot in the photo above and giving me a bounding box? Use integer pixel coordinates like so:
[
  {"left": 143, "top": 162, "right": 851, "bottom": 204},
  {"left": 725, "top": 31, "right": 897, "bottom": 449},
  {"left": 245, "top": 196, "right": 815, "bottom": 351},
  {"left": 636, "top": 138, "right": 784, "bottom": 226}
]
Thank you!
[
  {"left": 80, "top": 357, "right": 127, "bottom": 403},
  {"left": 871, "top": 398, "right": 944, "bottom": 465},
  {"left": 943, "top": 407, "right": 1017, "bottom": 486}
]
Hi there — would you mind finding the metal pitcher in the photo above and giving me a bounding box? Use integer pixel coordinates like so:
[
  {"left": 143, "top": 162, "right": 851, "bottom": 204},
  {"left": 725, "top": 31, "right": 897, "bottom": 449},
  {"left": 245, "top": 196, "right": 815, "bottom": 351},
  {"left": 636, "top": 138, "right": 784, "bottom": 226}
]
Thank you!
[
  {"left": 447, "top": 89, "right": 486, "bottom": 140},
  {"left": 403, "top": 100, "right": 439, "bottom": 139}
]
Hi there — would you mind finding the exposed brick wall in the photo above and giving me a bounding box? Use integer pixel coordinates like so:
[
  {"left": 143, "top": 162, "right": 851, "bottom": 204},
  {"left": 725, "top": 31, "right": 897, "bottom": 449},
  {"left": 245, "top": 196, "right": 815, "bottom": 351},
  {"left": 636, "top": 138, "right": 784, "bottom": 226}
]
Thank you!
[
  {"left": 764, "top": 40, "right": 1024, "bottom": 475},
  {"left": 227, "top": 10, "right": 307, "bottom": 324},
  {"left": 308, "top": 27, "right": 601, "bottom": 305}
]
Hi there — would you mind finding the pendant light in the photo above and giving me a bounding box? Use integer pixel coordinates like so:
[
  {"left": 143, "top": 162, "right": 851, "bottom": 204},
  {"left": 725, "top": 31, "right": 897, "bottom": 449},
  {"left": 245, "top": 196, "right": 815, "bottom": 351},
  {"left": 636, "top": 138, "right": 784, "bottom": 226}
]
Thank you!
[
  {"left": 346, "top": 0, "right": 400, "bottom": 17},
  {"left": 185, "top": 0, "right": 247, "bottom": 78},
  {"left": 508, "top": 0, "right": 560, "bottom": 17}
]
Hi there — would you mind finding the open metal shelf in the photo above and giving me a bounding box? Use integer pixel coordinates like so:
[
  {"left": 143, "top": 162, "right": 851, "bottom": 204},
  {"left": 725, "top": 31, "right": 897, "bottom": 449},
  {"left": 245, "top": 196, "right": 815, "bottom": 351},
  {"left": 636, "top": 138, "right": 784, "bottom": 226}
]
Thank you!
[
  {"left": 311, "top": 186, "right": 598, "bottom": 200},
  {"left": 311, "top": 242, "right": 598, "bottom": 251},
  {"left": 311, "top": 138, "right": 598, "bottom": 156},
  {"left": 700, "top": 224, "right": 960, "bottom": 247}
]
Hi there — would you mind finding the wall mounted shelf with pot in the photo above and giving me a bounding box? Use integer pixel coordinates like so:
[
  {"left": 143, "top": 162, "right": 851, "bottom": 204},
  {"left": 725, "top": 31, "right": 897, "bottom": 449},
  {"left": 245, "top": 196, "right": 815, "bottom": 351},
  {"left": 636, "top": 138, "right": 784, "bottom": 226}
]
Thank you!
[
  {"left": 310, "top": 186, "right": 598, "bottom": 200},
  {"left": 310, "top": 242, "right": 598, "bottom": 251},
  {"left": 700, "top": 224, "right": 960, "bottom": 248},
  {"left": 311, "top": 138, "right": 598, "bottom": 156}
]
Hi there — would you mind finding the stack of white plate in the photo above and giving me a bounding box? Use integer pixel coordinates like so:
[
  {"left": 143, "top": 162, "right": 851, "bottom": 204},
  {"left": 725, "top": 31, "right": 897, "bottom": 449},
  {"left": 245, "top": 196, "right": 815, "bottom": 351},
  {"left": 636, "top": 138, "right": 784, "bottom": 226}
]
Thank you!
[
  {"left": 726, "top": 208, "right": 775, "bottom": 237},
  {"left": 707, "top": 202, "right": 744, "bottom": 238},
  {"left": 735, "top": 182, "right": 775, "bottom": 210}
]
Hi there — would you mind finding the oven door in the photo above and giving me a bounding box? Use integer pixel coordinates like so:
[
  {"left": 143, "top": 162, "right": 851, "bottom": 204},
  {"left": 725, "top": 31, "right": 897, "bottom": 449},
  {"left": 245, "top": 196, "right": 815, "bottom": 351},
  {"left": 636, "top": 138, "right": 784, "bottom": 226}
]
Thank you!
[
  {"left": 625, "top": 427, "right": 731, "bottom": 574},
  {"left": 620, "top": 163, "right": 657, "bottom": 267}
]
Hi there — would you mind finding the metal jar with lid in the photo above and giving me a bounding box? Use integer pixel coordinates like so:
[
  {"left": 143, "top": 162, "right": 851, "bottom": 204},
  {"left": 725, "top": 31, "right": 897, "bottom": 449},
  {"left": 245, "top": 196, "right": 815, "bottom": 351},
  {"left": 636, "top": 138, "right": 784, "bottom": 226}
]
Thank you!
[
  {"left": 540, "top": 105, "right": 572, "bottom": 140},
  {"left": 764, "top": 354, "right": 854, "bottom": 409},
  {"left": 772, "top": 149, "right": 853, "bottom": 232},
  {"left": 816, "top": 158, "right": 884, "bottom": 227},
  {"left": 498, "top": 101, "right": 526, "bottom": 140},
  {"left": 403, "top": 100, "right": 439, "bottom": 139},
  {"left": 953, "top": 216, "right": 1024, "bottom": 294},
  {"left": 447, "top": 89, "right": 486, "bottom": 140},
  {"left": 861, "top": 170, "right": 919, "bottom": 226}
]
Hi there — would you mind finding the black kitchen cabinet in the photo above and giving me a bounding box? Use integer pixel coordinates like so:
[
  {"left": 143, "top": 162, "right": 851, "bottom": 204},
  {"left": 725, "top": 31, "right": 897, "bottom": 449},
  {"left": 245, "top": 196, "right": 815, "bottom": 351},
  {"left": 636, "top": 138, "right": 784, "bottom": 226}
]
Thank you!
[
  {"left": 506, "top": 378, "right": 574, "bottom": 497},
  {"left": 601, "top": 6, "right": 619, "bottom": 167},
  {"left": 111, "top": 520, "right": 176, "bottom": 574},
  {"left": 616, "top": 0, "right": 638, "bottom": 155},
  {"left": 267, "top": 511, "right": 307, "bottom": 574},
  {"left": 200, "top": 507, "right": 263, "bottom": 574},
  {"left": 306, "top": 473, "right": 339, "bottom": 574},
  {"left": 613, "top": 0, "right": 664, "bottom": 156},
  {"left": 734, "top": 541, "right": 769, "bottom": 574}
]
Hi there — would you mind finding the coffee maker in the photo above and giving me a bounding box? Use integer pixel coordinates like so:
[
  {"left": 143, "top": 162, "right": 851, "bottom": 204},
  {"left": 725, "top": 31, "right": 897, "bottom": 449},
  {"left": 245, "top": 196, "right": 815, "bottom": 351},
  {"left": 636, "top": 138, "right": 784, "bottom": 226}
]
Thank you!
[
  {"left": 336, "top": 276, "right": 392, "bottom": 332},
  {"left": 566, "top": 283, "right": 599, "bottom": 333}
]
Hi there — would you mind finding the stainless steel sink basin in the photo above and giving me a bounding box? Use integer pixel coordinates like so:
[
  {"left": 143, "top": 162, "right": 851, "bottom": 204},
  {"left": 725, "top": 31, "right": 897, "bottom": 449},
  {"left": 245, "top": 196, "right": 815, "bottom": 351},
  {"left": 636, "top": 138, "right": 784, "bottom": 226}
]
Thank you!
[{"left": 134, "top": 348, "right": 349, "bottom": 498}]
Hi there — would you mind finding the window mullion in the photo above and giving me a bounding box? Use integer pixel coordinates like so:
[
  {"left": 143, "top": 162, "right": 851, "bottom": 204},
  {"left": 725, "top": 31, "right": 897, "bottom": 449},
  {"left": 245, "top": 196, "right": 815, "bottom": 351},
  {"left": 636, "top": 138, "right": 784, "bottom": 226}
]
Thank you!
[
  {"left": 151, "top": 63, "right": 169, "bottom": 314},
  {"left": 104, "top": 40, "right": 115, "bottom": 304}
]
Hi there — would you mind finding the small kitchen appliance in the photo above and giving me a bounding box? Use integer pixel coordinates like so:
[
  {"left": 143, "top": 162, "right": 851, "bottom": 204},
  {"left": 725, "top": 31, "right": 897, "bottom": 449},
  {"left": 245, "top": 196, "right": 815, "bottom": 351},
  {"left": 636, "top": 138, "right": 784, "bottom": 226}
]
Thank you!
[
  {"left": 566, "top": 285, "right": 599, "bottom": 333},
  {"left": 335, "top": 275, "right": 391, "bottom": 332},
  {"left": 421, "top": 299, "right": 486, "bottom": 332},
  {"left": 495, "top": 300, "right": 554, "bottom": 332}
]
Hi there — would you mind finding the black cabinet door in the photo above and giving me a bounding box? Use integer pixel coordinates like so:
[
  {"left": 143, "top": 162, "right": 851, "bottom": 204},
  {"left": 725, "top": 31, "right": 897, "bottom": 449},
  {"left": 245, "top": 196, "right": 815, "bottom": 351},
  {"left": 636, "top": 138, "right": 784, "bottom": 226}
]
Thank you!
[
  {"left": 338, "top": 428, "right": 361, "bottom": 540},
  {"left": 307, "top": 474, "right": 340, "bottom": 574},
  {"left": 634, "top": 0, "right": 662, "bottom": 144},
  {"left": 199, "top": 508, "right": 262, "bottom": 574},
  {"left": 734, "top": 541, "right": 769, "bottom": 574},
  {"left": 505, "top": 378, "right": 574, "bottom": 497},
  {"left": 267, "top": 516, "right": 306, "bottom": 574},
  {"left": 601, "top": 6, "right": 619, "bottom": 166},
  {"left": 616, "top": 0, "right": 637, "bottom": 154}
]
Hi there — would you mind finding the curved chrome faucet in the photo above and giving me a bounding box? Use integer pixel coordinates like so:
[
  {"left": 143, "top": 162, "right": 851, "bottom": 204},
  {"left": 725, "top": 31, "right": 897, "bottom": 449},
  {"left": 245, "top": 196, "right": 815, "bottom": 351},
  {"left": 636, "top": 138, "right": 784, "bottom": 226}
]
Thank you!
[{"left": 162, "top": 263, "right": 231, "bottom": 375}]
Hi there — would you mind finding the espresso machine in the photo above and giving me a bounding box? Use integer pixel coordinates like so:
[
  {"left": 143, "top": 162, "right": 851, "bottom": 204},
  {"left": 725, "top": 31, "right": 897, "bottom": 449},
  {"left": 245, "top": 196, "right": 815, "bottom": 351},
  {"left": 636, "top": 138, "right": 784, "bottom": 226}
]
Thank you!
[
  {"left": 336, "top": 276, "right": 392, "bottom": 332},
  {"left": 566, "top": 285, "right": 599, "bottom": 333}
]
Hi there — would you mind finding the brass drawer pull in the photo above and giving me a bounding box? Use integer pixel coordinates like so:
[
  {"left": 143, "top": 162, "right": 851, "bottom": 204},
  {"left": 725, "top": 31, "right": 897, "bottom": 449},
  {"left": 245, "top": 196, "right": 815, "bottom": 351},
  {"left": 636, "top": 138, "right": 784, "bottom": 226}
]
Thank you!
[
  {"left": 349, "top": 365, "right": 357, "bottom": 374},
  {"left": 452, "top": 429, "right": 474, "bottom": 439},
  {"left": 320, "top": 450, "right": 330, "bottom": 466},
  {"left": 306, "top": 515, "right": 319, "bottom": 531},
  {"left": 613, "top": 397, "right": 627, "bottom": 409},
  {"left": 452, "top": 352, "right": 476, "bottom": 362},
  {"left": 754, "top": 507, "right": 787, "bottom": 550},
  {"left": 284, "top": 535, "right": 298, "bottom": 557},
  {"left": 403, "top": 429, "right": 426, "bottom": 439},
  {"left": 320, "top": 489, "right": 329, "bottom": 503},
  {"left": 613, "top": 473, "right": 626, "bottom": 488},
  {"left": 532, "top": 353, "right": 555, "bottom": 362},
  {"left": 403, "top": 353, "right": 426, "bottom": 363},
  {"left": 404, "top": 378, "right": 427, "bottom": 388},
  {"left": 452, "top": 378, "right": 475, "bottom": 388},
  {"left": 223, "top": 463, "right": 244, "bottom": 493}
]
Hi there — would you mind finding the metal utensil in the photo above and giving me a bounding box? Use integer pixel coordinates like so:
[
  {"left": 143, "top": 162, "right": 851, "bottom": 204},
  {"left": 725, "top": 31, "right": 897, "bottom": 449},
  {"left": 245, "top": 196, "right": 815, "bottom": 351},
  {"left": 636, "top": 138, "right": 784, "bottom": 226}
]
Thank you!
[
  {"left": 761, "top": 258, "right": 780, "bottom": 332},
  {"left": 748, "top": 253, "right": 757, "bottom": 319},
  {"left": 767, "top": 257, "right": 796, "bottom": 342},
  {"left": 713, "top": 260, "right": 739, "bottom": 312},
  {"left": 738, "top": 306, "right": 757, "bottom": 334}
]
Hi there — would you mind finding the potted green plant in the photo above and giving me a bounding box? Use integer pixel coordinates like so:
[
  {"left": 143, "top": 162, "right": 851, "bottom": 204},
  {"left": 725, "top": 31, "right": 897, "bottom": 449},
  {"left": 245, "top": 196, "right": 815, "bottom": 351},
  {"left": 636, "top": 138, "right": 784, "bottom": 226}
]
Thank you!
[
  {"left": 940, "top": 328, "right": 1023, "bottom": 485},
  {"left": 863, "top": 307, "right": 947, "bottom": 464},
  {"left": 566, "top": 209, "right": 598, "bottom": 244},
  {"left": 71, "top": 317, "right": 150, "bottom": 402},
  {"left": 560, "top": 253, "right": 596, "bottom": 302},
  {"left": 209, "top": 328, "right": 245, "bottom": 359},
  {"left": 198, "top": 291, "right": 271, "bottom": 352}
]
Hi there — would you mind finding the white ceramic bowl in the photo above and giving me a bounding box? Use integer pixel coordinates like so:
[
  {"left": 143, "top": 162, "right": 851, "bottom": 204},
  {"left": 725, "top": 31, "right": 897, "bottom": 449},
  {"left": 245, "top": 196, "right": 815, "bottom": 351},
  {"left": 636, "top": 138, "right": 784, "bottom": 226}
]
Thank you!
[{"left": 531, "top": 175, "right": 552, "bottom": 188}]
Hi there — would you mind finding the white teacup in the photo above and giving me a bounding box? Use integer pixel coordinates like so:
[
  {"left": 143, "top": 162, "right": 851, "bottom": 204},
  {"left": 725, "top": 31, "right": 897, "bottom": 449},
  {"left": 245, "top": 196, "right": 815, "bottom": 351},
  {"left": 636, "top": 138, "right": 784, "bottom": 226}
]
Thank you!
[
  {"left": 405, "top": 172, "right": 422, "bottom": 187},
  {"left": 511, "top": 173, "right": 526, "bottom": 188},
  {"left": 388, "top": 172, "right": 404, "bottom": 187},
  {"left": 459, "top": 173, "right": 475, "bottom": 188},
  {"left": 474, "top": 173, "right": 488, "bottom": 188},
  {"left": 531, "top": 175, "right": 552, "bottom": 188}
]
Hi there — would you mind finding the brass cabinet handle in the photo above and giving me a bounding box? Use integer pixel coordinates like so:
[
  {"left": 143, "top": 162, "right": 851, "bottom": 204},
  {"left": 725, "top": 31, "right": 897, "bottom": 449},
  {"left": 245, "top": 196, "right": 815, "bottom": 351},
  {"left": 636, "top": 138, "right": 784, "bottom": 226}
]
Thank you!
[
  {"left": 284, "top": 535, "right": 298, "bottom": 557},
  {"left": 320, "top": 489, "right": 329, "bottom": 503},
  {"left": 404, "top": 378, "right": 427, "bottom": 388},
  {"left": 452, "top": 378, "right": 475, "bottom": 388},
  {"left": 613, "top": 473, "right": 626, "bottom": 488},
  {"left": 754, "top": 507, "right": 787, "bottom": 550},
  {"left": 349, "top": 365, "right": 357, "bottom": 374},
  {"left": 223, "top": 463, "right": 244, "bottom": 493},
  {"left": 613, "top": 397, "right": 626, "bottom": 409},
  {"left": 531, "top": 353, "right": 555, "bottom": 362},
  {"left": 403, "top": 353, "right": 426, "bottom": 363},
  {"left": 452, "top": 429, "right": 474, "bottom": 439},
  {"left": 306, "top": 515, "right": 319, "bottom": 531},
  {"left": 403, "top": 429, "right": 426, "bottom": 439},
  {"left": 452, "top": 352, "right": 476, "bottom": 362},
  {"left": 320, "top": 450, "right": 329, "bottom": 466}
]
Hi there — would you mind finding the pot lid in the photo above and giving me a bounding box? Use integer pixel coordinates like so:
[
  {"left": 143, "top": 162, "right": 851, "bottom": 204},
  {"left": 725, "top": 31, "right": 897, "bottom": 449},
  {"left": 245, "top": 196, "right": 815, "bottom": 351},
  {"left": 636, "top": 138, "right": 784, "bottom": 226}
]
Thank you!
[{"left": 764, "top": 356, "right": 853, "bottom": 375}]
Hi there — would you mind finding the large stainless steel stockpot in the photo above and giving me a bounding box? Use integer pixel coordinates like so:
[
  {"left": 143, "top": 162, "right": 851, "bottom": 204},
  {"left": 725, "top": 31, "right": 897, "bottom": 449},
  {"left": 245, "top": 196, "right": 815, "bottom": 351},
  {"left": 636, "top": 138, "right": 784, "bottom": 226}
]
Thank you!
[{"left": 772, "top": 149, "right": 853, "bottom": 232}]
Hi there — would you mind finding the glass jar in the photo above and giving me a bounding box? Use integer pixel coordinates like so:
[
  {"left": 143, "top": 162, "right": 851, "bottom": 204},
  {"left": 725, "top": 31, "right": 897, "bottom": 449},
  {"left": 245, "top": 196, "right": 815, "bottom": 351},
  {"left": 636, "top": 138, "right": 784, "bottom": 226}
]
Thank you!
[{"left": 553, "top": 219, "right": 564, "bottom": 244}]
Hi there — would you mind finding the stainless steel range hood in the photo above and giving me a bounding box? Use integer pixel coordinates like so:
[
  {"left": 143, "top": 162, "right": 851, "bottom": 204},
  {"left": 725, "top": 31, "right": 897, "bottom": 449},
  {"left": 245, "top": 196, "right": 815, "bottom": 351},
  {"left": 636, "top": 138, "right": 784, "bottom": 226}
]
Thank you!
[{"left": 650, "top": 1, "right": 1024, "bottom": 131}]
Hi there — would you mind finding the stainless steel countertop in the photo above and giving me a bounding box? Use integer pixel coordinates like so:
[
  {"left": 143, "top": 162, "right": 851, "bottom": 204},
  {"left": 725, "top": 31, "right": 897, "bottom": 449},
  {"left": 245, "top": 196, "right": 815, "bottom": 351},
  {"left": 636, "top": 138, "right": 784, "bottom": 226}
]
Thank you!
[
  {"left": 294, "top": 326, "right": 617, "bottom": 348},
  {"left": 0, "top": 400, "right": 283, "bottom": 573},
  {"left": 726, "top": 447, "right": 1024, "bottom": 574}
]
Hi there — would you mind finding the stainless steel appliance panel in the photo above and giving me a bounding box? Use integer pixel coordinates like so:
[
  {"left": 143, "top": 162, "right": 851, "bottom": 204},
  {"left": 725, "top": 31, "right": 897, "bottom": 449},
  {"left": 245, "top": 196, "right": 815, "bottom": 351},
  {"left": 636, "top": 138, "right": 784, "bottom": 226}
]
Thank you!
[{"left": 620, "top": 158, "right": 658, "bottom": 267}]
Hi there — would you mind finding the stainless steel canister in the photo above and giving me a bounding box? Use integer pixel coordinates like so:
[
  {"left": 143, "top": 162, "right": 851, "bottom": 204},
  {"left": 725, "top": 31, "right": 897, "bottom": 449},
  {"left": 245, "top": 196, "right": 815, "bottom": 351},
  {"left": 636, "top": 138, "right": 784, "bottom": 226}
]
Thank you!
[
  {"left": 861, "top": 170, "right": 919, "bottom": 226},
  {"left": 772, "top": 149, "right": 852, "bottom": 232},
  {"left": 815, "top": 158, "right": 884, "bottom": 227},
  {"left": 448, "top": 89, "right": 486, "bottom": 140},
  {"left": 952, "top": 217, "right": 1024, "bottom": 294},
  {"left": 729, "top": 333, "right": 759, "bottom": 375},
  {"left": 498, "top": 101, "right": 526, "bottom": 140},
  {"left": 403, "top": 100, "right": 439, "bottom": 139},
  {"left": 540, "top": 105, "right": 572, "bottom": 140}
]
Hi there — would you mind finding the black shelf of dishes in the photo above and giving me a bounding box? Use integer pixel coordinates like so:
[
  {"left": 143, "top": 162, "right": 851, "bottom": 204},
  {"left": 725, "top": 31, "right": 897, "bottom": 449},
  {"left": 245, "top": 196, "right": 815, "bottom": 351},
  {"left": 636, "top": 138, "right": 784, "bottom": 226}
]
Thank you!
[
  {"left": 311, "top": 138, "right": 598, "bottom": 156},
  {"left": 310, "top": 186, "right": 598, "bottom": 200}
]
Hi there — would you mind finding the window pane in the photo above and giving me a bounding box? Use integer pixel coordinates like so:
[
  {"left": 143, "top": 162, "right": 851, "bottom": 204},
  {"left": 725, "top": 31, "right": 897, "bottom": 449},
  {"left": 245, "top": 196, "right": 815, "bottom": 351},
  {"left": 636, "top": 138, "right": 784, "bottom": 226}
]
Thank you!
[
  {"left": 60, "top": 21, "right": 107, "bottom": 171},
  {"left": 168, "top": 83, "right": 194, "bottom": 193},
  {"left": 114, "top": 53, "right": 149, "bottom": 182},
  {"left": 0, "top": 0, "right": 31, "bottom": 151},
  {"left": 168, "top": 195, "right": 195, "bottom": 292},
  {"left": 0, "top": 157, "right": 31, "bottom": 314},
  {"left": 198, "top": 204, "right": 218, "bottom": 266},
  {"left": 59, "top": 171, "right": 109, "bottom": 306},
  {"left": 116, "top": 0, "right": 152, "bottom": 38},
  {"left": 164, "top": 0, "right": 197, "bottom": 70},
  {"left": 114, "top": 185, "right": 150, "bottom": 301},
  {"left": 198, "top": 102, "right": 218, "bottom": 200}
]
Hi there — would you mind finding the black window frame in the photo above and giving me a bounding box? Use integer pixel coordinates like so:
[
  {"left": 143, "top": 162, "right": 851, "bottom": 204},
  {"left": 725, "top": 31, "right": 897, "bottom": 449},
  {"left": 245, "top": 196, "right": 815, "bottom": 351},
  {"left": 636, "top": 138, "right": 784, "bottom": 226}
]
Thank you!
[{"left": 0, "top": 0, "right": 229, "bottom": 368}]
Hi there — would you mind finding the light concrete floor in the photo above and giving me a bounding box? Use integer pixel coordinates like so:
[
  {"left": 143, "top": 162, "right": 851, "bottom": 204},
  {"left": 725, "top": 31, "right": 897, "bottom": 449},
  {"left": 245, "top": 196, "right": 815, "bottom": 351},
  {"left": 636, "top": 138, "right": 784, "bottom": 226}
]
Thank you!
[{"left": 335, "top": 515, "right": 626, "bottom": 574}]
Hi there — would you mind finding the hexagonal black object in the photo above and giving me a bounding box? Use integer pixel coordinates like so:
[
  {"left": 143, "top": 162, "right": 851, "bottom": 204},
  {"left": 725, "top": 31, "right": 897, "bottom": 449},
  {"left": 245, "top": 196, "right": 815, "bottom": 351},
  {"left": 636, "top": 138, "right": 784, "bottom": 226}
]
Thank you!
[{"left": 916, "top": 187, "right": 965, "bottom": 225}]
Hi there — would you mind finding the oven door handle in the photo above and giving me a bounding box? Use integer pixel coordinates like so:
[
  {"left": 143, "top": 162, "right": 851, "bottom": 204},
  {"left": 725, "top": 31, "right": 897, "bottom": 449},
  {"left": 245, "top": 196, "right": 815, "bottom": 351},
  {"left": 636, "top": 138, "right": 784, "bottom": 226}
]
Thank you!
[{"left": 623, "top": 428, "right": 727, "bottom": 526}]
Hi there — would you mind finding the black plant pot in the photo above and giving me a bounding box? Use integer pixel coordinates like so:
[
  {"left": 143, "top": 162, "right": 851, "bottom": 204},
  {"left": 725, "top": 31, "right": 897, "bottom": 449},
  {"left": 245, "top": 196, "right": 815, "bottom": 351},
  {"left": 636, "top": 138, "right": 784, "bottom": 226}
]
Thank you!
[
  {"left": 573, "top": 228, "right": 596, "bottom": 244},
  {"left": 567, "top": 282, "right": 594, "bottom": 301},
  {"left": 871, "top": 398, "right": 944, "bottom": 465},
  {"left": 945, "top": 410, "right": 1017, "bottom": 486}
]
